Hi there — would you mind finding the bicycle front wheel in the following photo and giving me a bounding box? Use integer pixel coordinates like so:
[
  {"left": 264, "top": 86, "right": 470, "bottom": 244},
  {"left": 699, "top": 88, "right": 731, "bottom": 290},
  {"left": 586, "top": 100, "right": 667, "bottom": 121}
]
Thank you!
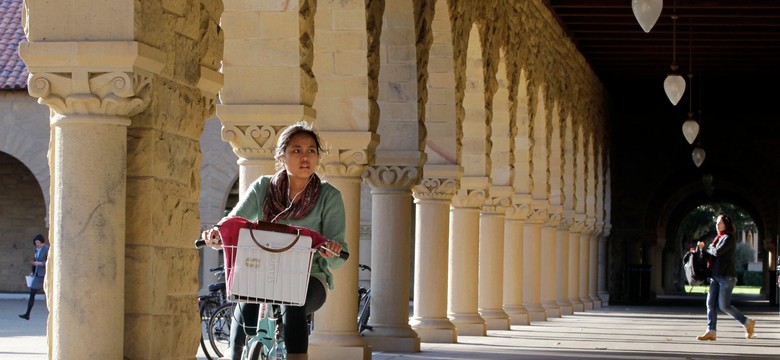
[
  {"left": 245, "top": 336, "right": 269, "bottom": 360},
  {"left": 207, "top": 302, "right": 235, "bottom": 358}
]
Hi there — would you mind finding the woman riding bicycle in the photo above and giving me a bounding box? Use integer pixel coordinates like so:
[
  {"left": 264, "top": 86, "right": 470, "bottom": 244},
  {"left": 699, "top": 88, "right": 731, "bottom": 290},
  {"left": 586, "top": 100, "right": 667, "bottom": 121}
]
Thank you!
[{"left": 203, "top": 121, "right": 347, "bottom": 360}]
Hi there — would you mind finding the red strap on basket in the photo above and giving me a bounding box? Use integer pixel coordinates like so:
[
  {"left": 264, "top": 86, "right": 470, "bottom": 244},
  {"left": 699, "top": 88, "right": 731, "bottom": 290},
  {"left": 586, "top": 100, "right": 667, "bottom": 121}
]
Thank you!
[{"left": 217, "top": 216, "right": 329, "bottom": 248}]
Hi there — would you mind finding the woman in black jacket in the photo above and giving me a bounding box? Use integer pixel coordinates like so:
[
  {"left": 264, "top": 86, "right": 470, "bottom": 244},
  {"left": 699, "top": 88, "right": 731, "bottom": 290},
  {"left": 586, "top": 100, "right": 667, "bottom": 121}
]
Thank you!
[
  {"left": 696, "top": 214, "right": 756, "bottom": 340},
  {"left": 19, "top": 234, "right": 48, "bottom": 320}
]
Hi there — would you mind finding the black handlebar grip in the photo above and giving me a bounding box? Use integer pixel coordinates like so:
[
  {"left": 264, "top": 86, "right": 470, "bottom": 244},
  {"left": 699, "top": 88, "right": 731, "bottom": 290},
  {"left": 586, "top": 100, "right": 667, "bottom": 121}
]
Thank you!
[
  {"left": 339, "top": 251, "right": 350, "bottom": 261},
  {"left": 194, "top": 239, "right": 207, "bottom": 249}
]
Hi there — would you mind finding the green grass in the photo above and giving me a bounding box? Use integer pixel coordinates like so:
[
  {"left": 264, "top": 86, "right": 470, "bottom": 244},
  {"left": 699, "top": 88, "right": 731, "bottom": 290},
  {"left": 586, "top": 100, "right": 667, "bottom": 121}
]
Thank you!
[{"left": 685, "top": 285, "right": 761, "bottom": 294}]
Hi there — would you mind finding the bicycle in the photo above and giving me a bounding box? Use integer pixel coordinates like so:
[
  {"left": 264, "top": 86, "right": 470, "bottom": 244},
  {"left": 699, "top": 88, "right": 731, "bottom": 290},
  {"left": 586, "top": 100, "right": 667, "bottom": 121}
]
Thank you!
[
  {"left": 206, "top": 301, "right": 236, "bottom": 358},
  {"left": 357, "top": 264, "right": 372, "bottom": 334},
  {"left": 196, "top": 216, "right": 348, "bottom": 360},
  {"left": 198, "top": 264, "right": 230, "bottom": 360}
]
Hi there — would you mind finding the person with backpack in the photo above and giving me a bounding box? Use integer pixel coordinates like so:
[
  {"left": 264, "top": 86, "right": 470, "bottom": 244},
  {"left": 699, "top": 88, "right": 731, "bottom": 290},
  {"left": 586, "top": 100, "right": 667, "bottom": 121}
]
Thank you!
[{"left": 695, "top": 214, "right": 756, "bottom": 341}]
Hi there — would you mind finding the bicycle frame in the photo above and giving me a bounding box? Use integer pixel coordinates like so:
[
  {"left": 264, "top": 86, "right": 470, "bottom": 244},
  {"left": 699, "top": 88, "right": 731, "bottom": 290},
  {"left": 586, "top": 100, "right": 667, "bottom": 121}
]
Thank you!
[{"left": 244, "top": 304, "right": 286, "bottom": 360}]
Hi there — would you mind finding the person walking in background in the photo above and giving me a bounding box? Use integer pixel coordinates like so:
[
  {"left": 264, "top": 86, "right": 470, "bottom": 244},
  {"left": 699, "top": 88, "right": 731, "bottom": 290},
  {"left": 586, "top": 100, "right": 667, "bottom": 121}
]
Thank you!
[
  {"left": 19, "top": 234, "right": 48, "bottom": 320},
  {"left": 203, "top": 121, "right": 347, "bottom": 360},
  {"left": 696, "top": 214, "right": 756, "bottom": 340}
]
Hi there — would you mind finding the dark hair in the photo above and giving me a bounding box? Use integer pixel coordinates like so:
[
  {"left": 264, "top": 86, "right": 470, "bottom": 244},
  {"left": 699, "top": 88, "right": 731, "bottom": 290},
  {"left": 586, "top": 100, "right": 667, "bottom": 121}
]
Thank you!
[
  {"left": 717, "top": 214, "right": 736, "bottom": 234},
  {"left": 274, "top": 121, "right": 325, "bottom": 165},
  {"left": 33, "top": 234, "right": 45, "bottom": 243}
]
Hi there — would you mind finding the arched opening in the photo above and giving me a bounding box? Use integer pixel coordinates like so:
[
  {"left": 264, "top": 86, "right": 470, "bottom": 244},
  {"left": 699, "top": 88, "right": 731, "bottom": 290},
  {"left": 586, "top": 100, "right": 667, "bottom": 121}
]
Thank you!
[
  {"left": 0, "top": 151, "right": 48, "bottom": 293},
  {"left": 673, "top": 203, "right": 761, "bottom": 293}
]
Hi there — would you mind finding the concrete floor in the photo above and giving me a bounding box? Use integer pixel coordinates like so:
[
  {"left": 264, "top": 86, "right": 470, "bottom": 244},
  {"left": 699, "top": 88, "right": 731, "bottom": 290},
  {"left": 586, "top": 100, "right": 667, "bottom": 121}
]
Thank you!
[{"left": 2, "top": 293, "right": 778, "bottom": 359}]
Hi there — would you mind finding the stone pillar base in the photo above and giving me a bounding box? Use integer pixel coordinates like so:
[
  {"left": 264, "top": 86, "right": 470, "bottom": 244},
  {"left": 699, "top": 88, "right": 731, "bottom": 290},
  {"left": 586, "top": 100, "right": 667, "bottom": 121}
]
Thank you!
[
  {"left": 413, "top": 327, "right": 458, "bottom": 343},
  {"left": 525, "top": 304, "right": 547, "bottom": 322},
  {"left": 569, "top": 299, "right": 585, "bottom": 312},
  {"left": 363, "top": 332, "right": 421, "bottom": 352},
  {"left": 504, "top": 306, "right": 530, "bottom": 325},
  {"left": 598, "top": 291, "right": 610, "bottom": 305},
  {"left": 591, "top": 298, "right": 602, "bottom": 309},
  {"left": 541, "top": 301, "right": 561, "bottom": 318},
  {"left": 410, "top": 317, "right": 457, "bottom": 343},
  {"left": 308, "top": 343, "right": 372, "bottom": 360},
  {"left": 449, "top": 313, "right": 486, "bottom": 336},
  {"left": 581, "top": 297, "right": 594, "bottom": 310},
  {"left": 480, "top": 309, "right": 510, "bottom": 330},
  {"left": 556, "top": 301, "right": 574, "bottom": 316}
]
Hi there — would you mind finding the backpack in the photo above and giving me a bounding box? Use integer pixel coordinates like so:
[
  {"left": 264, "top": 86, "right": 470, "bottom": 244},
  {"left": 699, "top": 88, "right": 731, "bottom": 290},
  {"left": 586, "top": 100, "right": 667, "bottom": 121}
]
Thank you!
[{"left": 683, "top": 250, "right": 710, "bottom": 286}]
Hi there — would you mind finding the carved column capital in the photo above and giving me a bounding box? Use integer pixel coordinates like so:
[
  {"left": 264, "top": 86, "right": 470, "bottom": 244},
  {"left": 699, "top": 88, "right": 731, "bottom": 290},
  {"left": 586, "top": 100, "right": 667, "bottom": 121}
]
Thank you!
[
  {"left": 505, "top": 202, "right": 531, "bottom": 220},
  {"left": 363, "top": 165, "right": 420, "bottom": 190},
  {"left": 481, "top": 195, "right": 512, "bottom": 215},
  {"left": 321, "top": 148, "right": 372, "bottom": 178},
  {"left": 28, "top": 71, "right": 152, "bottom": 123},
  {"left": 220, "top": 123, "right": 285, "bottom": 162},
  {"left": 451, "top": 188, "right": 486, "bottom": 208},
  {"left": 412, "top": 177, "right": 458, "bottom": 201},
  {"left": 525, "top": 202, "right": 549, "bottom": 224}
]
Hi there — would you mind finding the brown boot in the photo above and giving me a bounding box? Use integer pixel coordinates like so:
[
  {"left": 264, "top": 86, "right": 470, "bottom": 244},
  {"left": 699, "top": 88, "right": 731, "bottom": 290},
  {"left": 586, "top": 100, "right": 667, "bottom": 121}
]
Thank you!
[
  {"left": 696, "top": 331, "right": 716, "bottom": 341},
  {"left": 286, "top": 354, "right": 308, "bottom": 360},
  {"left": 745, "top": 318, "right": 756, "bottom": 339}
]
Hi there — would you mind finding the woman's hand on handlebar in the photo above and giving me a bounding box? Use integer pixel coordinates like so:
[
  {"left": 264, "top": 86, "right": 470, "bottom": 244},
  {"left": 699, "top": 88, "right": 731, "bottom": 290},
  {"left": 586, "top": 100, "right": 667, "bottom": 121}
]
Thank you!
[
  {"left": 319, "top": 240, "right": 343, "bottom": 259},
  {"left": 201, "top": 227, "right": 223, "bottom": 249}
]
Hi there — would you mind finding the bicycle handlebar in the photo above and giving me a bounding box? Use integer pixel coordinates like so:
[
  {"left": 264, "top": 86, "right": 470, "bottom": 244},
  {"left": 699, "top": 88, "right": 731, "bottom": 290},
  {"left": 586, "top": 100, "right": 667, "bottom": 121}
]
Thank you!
[{"left": 194, "top": 238, "right": 350, "bottom": 260}]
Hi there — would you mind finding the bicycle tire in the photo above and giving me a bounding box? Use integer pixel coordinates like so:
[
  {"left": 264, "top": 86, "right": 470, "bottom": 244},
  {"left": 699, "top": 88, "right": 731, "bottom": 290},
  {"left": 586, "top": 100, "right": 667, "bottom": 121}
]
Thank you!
[
  {"left": 199, "top": 298, "right": 221, "bottom": 360},
  {"left": 245, "top": 338, "right": 267, "bottom": 360},
  {"left": 357, "top": 290, "right": 371, "bottom": 333},
  {"left": 207, "top": 302, "right": 235, "bottom": 358}
]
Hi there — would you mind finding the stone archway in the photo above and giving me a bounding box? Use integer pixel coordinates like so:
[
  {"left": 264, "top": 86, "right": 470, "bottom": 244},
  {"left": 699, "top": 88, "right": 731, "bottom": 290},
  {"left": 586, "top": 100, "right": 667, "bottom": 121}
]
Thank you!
[
  {"left": 0, "top": 151, "right": 48, "bottom": 292},
  {"left": 652, "top": 177, "right": 772, "bottom": 297}
]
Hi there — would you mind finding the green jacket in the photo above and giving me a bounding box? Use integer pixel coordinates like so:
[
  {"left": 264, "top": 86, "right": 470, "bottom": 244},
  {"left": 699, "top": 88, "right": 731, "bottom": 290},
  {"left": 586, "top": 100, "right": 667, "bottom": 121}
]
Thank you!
[{"left": 228, "top": 175, "right": 347, "bottom": 289}]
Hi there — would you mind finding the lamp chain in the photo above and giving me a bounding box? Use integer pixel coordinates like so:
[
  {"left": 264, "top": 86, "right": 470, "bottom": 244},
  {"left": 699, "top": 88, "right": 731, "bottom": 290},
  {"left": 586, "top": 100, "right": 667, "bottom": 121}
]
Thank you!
[
  {"left": 671, "top": 0, "right": 678, "bottom": 71},
  {"left": 688, "top": 20, "right": 693, "bottom": 117}
]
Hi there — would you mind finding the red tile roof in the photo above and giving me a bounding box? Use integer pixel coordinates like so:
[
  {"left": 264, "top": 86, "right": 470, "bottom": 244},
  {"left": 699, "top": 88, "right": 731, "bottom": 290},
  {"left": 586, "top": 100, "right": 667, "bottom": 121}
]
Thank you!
[{"left": 0, "top": 0, "right": 27, "bottom": 90}]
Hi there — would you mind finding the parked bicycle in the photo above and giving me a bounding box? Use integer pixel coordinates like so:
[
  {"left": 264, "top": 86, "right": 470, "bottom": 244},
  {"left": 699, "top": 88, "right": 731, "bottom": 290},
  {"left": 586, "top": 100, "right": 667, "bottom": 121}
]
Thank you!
[
  {"left": 357, "top": 264, "right": 372, "bottom": 334},
  {"left": 206, "top": 301, "right": 236, "bottom": 358},
  {"left": 198, "top": 264, "right": 229, "bottom": 360}
]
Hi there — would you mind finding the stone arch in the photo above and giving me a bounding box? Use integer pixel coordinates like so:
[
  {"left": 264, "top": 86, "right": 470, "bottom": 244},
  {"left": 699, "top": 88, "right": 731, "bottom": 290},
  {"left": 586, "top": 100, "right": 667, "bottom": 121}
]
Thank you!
[
  {"left": 459, "top": 23, "right": 489, "bottom": 178},
  {"left": 199, "top": 117, "right": 239, "bottom": 225},
  {"left": 374, "top": 0, "right": 422, "bottom": 166},
  {"left": 0, "top": 124, "right": 50, "bottom": 222},
  {"left": 650, "top": 173, "right": 774, "bottom": 294},
  {"left": 422, "top": 0, "right": 458, "bottom": 165},
  {"left": 0, "top": 151, "right": 48, "bottom": 292},
  {"left": 490, "top": 49, "right": 511, "bottom": 188}
]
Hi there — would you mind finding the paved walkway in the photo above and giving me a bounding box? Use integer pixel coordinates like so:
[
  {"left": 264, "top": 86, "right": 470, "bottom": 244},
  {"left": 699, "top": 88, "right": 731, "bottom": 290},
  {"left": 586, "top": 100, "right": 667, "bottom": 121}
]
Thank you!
[{"left": 2, "top": 293, "right": 778, "bottom": 359}]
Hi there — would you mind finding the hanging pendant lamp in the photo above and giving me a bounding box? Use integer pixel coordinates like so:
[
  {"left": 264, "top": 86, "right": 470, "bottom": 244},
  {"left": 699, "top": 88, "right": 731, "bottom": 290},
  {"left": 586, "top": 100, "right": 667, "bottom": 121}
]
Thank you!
[
  {"left": 632, "top": 0, "right": 663, "bottom": 33},
  {"left": 663, "top": 13, "right": 685, "bottom": 105},
  {"left": 664, "top": 73, "right": 685, "bottom": 105},
  {"left": 692, "top": 147, "right": 706, "bottom": 167},
  {"left": 682, "top": 119, "right": 699, "bottom": 144},
  {"left": 682, "top": 71, "right": 698, "bottom": 144}
]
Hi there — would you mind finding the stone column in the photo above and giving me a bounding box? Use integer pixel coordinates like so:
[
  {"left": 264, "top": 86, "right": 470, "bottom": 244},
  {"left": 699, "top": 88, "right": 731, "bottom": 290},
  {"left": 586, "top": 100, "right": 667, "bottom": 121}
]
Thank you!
[
  {"left": 362, "top": 165, "right": 421, "bottom": 352},
  {"left": 555, "top": 221, "right": 573, "bottom": 315},
  {"left": 522, "top": 203, "right": 547, "bottom": 321},
  {"left": 478, "top": 187, "right": 511, "bottom": 330},
  {"left": 598, "top": 224, "right": 611, "bottom": 304},
  {"left": 410, "top": 165, "right": 460, "bottom": 343},
  {"left": 567, "top": 220, "right": 584, "bottom": 312},
  {"left": 20, "top": 43, "right": 157, "bottom": 359},
  {"left": 503, "top": 201, "right": 530, "bottom": 325},
  {"left": 448, "top": 177, "right": 488, "bottom": 335},
  {"left": 312, "top": 138, "right": 375, "bottom": 359},
  {"left": 589, "top": 227, "right": 603, "bottom": 308},
  {"left": 579, "top": 227, "right": 594, "bottom": 310},
  {"left": 540, "top": 212, "right": 562, "bottom": 318}
]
